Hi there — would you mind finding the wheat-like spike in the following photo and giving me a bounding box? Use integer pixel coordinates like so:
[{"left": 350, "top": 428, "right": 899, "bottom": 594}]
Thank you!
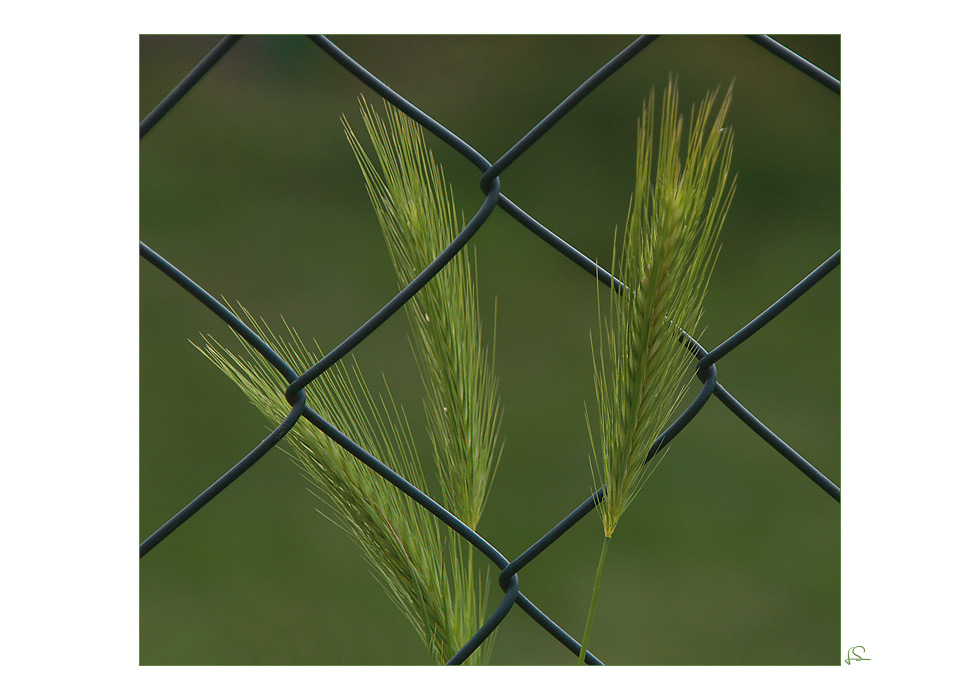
[
  {"left": 579, "top": 79, "right": 735, "bottom": 664},
  {"left": 341, "top": 102, "right": 504, "bottom": 662},
  {"left": 593, "top": 79, "right": 735, "bottom": 538},
  {"left": 195, "top": 98, "right": 505, "bottom": 663},
  {"left": 194, "top": 310, "right": 492, "bottom": 664},
  {"left": 343, "top": 99, "right": 503, "bottom": 533}
]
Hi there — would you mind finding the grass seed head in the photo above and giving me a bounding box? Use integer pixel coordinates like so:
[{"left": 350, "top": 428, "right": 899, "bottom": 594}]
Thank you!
[{"left": 592, "top": 80, "right": 735, "bottom": 538}]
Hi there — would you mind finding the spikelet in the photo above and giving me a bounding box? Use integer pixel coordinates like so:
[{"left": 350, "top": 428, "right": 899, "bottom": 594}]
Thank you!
[
  {"left": 344, "top": 100, "right": 502, "bottom": 532},
  {"left": 592, "top": 79, "right": 735, "bottom": 537},
  {"left": 196, "top": 102, "right": 504, "bottom": 664}
]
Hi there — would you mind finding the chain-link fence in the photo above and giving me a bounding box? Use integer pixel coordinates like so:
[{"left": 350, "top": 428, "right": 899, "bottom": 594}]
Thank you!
[{"left": 139, "top": 34, "right": 840, "bottom": 665}]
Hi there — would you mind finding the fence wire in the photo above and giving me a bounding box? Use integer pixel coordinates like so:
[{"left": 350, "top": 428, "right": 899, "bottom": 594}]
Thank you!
[{"left": 139, "top": 34, "right": 841, "bottom": 665}]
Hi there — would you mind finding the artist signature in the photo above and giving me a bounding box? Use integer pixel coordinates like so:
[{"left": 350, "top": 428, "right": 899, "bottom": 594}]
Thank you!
[{"left": 844, "top": 646, "right": 870, "bottom": 665}]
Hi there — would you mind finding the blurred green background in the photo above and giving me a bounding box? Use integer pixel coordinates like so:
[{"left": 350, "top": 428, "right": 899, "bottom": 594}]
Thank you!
[{"left": 139, "top": 35, "right": 840, "bottom": 665}]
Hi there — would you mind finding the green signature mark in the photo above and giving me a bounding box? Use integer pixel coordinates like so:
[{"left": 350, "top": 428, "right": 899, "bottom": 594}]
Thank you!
[{"left": 845, "top": 646, "right": 871, "bottom": 665}]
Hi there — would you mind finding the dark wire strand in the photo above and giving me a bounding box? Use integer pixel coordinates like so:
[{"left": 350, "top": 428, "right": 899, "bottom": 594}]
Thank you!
[
  {"left": 747, "top": 35, "right": 841, "bottom": 94},
  {"left": 139, "top": 35, "right": 242, "bottom": 139},
  {"left": 479, "top": 35, "right": 659, "bottom": 191},
  {"left": 713, "top": 382, "right": 842, "bottom": 501},
  {"left": 699, "top": 251, "right": 841, "bottom": 368}
]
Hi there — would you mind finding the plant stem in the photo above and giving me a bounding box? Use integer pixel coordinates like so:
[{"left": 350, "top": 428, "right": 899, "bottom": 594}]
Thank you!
[{"left": 578, "top": 535, "right": 611, "bottom": 664}]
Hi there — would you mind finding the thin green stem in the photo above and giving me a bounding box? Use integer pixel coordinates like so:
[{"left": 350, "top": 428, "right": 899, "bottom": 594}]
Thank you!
[{"left": 578, "top": 535, "right": 611, "bottom": 664}]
